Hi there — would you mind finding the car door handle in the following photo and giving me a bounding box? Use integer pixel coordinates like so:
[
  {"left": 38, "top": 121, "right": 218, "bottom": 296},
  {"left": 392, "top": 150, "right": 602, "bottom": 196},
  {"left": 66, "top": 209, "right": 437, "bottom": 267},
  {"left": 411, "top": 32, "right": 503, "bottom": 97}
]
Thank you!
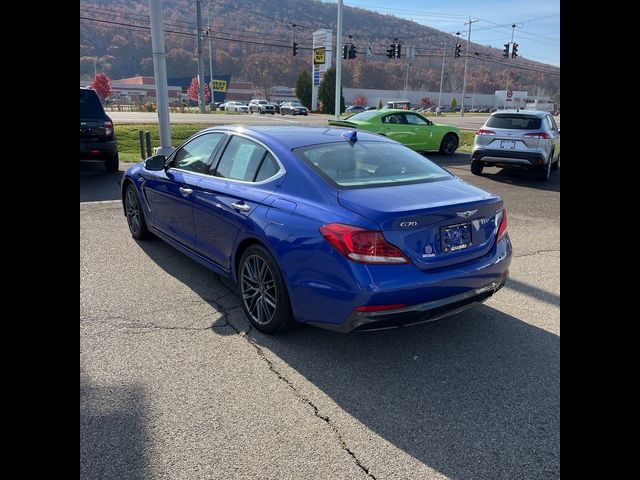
[
  {"left": 179, "top": 186, "right": 193, "bottom": 195},
  {"left": 231, "top": 202, "right": 251, "bottom": 212}
]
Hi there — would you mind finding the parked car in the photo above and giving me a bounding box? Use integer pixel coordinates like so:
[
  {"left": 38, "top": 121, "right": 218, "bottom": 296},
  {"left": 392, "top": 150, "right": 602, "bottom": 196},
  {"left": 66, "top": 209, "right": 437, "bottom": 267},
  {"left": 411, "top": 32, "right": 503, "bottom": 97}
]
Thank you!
[
  {"left": 279, "top": 101, "right": 309, "bottom": 116},
  {"left": 345, "top": 105, "right": 366, "bottom": 114},
  {"left": 364, "top": 106, "right": 377, "bottom": 111},
  {"left": 80, "top": 87, "right": 119, "bottom": 172},
  {"left": 471, "top": 109, "right": 560, "bottom": 181},
  {"left": 248, "top": 99, "right": 276, "bottom": 114},
  {"left": 328, "top": 109, "right": 461, "bottom": 155},
  {"left": 121, "top": 126, "right": 511, "bottom": 333},
  {"left": 224, "top": 101, "right": 249, "bottom": 113}
]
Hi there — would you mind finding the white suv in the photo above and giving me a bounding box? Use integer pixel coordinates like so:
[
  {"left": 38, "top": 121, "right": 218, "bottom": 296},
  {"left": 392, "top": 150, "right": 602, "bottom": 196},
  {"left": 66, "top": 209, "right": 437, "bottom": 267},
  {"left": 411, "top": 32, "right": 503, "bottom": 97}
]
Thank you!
[{"left": 248, "top": 99, "right": 276, "bottom": 114}]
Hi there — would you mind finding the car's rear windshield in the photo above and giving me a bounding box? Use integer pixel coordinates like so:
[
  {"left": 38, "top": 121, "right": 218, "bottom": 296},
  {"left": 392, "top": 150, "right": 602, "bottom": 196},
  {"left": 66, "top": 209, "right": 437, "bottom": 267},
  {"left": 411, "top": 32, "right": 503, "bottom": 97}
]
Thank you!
[
  {"left": 80, "top": 89, "right": 104, "bottom": 115},
  {"left": 486, "top": 115, "right": 541, "bottom": 130},
  {"left": 345, "top": 110, "right": 379, "bottom": 121},
  {"left": 294, "top": 141, "right": 452, "bottom": 188}
]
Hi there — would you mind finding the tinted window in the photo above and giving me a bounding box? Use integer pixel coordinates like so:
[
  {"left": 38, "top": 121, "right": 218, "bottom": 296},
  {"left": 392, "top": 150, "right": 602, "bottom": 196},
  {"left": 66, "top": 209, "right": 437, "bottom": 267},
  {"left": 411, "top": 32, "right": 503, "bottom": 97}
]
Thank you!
[
  {"left": 346, "top": 110, "right": 380, "bottom": 121},
  {"left": 486, "top": 115, "right": 542, "bottom": 130},
  {"left": 294, "top": 141, "right": 452, "bottom": 188},
  {"left": 214, "top": 136, "right": 267, "bottom": 181},
  {"left": 173, "top": 133, "right": 224, "bottom": 173},
  {"left": 382, "top": 113, "right": 408, "bottom": 124},
  {"left": 255, "top": 153, "right": 280, "bottom": 182},
  {"left": 405, "top": 113, "right": 429, "bottom": 125},
  {"left": 80, "top": 89, "right": 104, "bottom": 115}
]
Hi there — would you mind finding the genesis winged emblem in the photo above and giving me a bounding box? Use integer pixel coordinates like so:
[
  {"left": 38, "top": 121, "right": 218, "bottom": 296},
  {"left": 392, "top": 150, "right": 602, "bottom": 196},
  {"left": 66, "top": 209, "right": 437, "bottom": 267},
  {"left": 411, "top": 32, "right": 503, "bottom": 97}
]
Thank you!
[{"left": 456, "top": 209, "right": 478, "bottom": 219}]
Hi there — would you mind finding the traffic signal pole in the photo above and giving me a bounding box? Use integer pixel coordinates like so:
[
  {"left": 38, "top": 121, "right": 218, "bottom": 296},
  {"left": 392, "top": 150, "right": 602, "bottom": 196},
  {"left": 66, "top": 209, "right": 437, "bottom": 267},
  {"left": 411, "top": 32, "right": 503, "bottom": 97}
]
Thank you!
[
  {"left": 334, "top": 0, "right": 343, "bottom": 119},
  {"left": 460, "top": 17, "right": 478, "bottom": 117}
]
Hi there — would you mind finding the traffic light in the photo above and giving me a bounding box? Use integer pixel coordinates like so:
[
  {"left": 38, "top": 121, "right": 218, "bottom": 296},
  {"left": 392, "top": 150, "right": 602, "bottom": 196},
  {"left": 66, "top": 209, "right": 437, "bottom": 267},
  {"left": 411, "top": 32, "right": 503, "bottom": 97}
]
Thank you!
[
  {"left": 502, "top": 43, "right": 509, "bottom": 58},
  {"left": 348, "top": 44, "right": 357, "bottom": 59},
  {"left": 511, "top": 43, "right": 518, "bottom": 58},
  {"left": 394, "top": 43, "right": 401, "bottom": 58},
  {"left": 386, "top": 44, "right": 395, "bottom": 59},
  {"left": 342, "top": 44, "right": 348, "bottom": 59},
  {"left": 454, "top": 43, "right": 462, "bottom": 58},
  {"left": 292, "top": 42, "right": 298, "bottom": 56}
]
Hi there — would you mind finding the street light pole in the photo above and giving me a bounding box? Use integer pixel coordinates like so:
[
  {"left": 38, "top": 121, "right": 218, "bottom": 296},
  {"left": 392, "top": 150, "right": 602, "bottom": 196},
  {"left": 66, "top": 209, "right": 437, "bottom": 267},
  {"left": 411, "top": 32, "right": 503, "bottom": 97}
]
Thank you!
[
  {"left": 207, "top": 2, "right": 214, "bottom": 105},
  {"left": 334, "top": 0, "right": 343, "bottom": 119},
  {"left": 438, "top": 41, "right": 446, "bottom": 108},
  {"left": 196, "top": 0, "right": 206, "bottom": 113}
]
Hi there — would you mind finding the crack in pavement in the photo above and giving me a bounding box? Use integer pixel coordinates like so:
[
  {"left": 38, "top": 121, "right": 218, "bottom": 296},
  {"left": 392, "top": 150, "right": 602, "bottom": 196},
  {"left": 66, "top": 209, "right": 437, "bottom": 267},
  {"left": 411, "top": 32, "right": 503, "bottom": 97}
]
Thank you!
[
  {"left": 208, "top": 284, "right": 377, "bottom": 479},
  {"left": 513, "top": 249, "right": 559, "bottom": 259}
]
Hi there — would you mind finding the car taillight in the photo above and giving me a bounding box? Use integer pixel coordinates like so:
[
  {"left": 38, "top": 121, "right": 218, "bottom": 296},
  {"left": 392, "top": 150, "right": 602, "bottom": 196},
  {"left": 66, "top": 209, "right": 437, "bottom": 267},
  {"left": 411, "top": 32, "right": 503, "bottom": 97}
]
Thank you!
[
  {"left": 523, "top": 132, "right": 551, "bottom": 139},
  {"left": 496, "top": 208, "right": 508, "bottom": 242},
  {"left": 320, "top": 223, "right": 409, "bottom": 264},
  {"left": 104, "top": 120, "right": 114, "bottom": 138},
  {"left": 475, "top": 129, "right": 496, "bottom": 135}
]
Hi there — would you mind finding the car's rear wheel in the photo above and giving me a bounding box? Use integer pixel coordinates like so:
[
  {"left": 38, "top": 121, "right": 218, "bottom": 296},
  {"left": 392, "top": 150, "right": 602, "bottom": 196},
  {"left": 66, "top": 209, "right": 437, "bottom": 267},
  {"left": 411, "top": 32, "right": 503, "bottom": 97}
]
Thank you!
[
  {"left": 124, "top": 184, "right": 150, "bottom": 239},
  {"left": 238, "top": 245, "right": 294, "bottom": 334},
  {"left": 105, "top": 153, "right": 119, "bottom": 172},
  {"left": 439, "top": 133, "right": 459, "bottom": 155},
  {"left": 538, "top": 157, "right": 552, "bottom": 181},
  {"left": 471, "top": 161, "right": 484, "bottom": 175}
]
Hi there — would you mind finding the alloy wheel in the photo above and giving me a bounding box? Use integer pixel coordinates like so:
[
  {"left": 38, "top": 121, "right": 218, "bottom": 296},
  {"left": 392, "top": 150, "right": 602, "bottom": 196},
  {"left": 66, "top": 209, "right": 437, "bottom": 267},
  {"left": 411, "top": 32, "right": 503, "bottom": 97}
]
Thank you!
[
  {"left": 125, "top": 188, "right": 141, "bottom": 235},
  {"left": 241, "top": 254, "right": 277, "bottom": 325}
]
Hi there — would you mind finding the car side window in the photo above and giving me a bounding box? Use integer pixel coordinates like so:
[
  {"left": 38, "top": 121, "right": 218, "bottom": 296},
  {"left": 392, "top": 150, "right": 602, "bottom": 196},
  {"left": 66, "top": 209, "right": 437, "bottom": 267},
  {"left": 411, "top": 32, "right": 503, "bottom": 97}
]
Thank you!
[
  {"left": 549, "top": 115, "right": 559, "bottom": 131},
  {"left": 255, "top": 153, "right": 280, "bottom": 182},
  {"left": 214, "top": 136, "right": 267, "bottom": 181},
  {"left": 405, "top": 113, "right": 429, "bottom": 125},
  {"left": 172, "top": 133, "right": 225, "bottom": 174},
  {"left": 382, "top": 114, "right": 406, "bottom": 124}
]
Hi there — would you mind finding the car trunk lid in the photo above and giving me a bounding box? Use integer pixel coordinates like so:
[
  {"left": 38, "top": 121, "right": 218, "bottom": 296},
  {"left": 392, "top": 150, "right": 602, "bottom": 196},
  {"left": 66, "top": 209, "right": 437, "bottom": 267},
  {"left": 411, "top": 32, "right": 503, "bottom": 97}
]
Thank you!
[{"left": 337, "top": 179, "right": 503, "bottom": 270}]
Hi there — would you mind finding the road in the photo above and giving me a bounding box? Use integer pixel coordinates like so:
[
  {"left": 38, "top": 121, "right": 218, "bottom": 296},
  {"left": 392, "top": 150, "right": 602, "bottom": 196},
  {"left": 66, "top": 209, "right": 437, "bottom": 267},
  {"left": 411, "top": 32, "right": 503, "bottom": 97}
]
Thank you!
[
  {"left": 108, "top": 110, "right": 559, "bottom": 131},
  {"left": 81, "top": 152, "right": 559, "bottom": 479}
]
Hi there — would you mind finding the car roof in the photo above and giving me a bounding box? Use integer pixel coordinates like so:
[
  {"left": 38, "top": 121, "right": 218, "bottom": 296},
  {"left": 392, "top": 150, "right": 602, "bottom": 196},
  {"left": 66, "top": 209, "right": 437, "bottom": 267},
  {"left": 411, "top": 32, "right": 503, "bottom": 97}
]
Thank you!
[
  {"left": 491, "top": 109, "right": 548, "bottom": 117},
  {"left": 200, "top": 125, "right": 390, "bottom": 150}
]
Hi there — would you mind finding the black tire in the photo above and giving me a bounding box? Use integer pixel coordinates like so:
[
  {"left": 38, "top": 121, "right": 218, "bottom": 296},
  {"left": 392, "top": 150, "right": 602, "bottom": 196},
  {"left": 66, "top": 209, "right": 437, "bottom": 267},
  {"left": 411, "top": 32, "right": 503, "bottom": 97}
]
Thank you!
[
  {"left": 439, "top": 133, "right": 459, "bottom": 155},
  {"left": 270, "top": 112, "right": 275, "bottom": 115},
  {"left": 471, "top": 161, "right": 484, "bottom": 176},
  {"left": 538, "top": 157, "right": 552, "bottom": 181},
  {"left": 124, "top": 184, "right": 151, "bottom": 240},
  {"left": 105, "top": 153, "right": 119, "bottom": 172},
  {"left": 551, "top": 153, "right": 560, "bottom": 171},
  {"left": 238, "top": 245, "right": 294, "bottom": 334}
]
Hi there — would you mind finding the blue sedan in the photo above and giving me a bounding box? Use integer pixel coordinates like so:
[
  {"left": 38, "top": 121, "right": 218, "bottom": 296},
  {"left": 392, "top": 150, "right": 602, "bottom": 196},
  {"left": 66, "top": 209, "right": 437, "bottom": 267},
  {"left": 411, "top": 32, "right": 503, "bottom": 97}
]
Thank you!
[{"left": 122, "top": 126, "right": 512, "bottom": 333}]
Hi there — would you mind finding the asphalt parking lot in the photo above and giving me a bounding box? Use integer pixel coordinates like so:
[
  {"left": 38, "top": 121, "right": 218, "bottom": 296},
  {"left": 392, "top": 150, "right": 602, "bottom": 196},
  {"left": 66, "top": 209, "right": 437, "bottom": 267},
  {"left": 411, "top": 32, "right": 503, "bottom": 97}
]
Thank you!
[{"left": 80, "top": 154, "right": 559, "bottom": 479}]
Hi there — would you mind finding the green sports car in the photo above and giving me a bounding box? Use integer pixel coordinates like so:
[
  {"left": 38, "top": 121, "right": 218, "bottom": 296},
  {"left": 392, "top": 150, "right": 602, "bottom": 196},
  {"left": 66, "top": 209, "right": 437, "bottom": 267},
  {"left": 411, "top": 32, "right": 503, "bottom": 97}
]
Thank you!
[{"left": 328, "top": 109, "right": 460, "bottom": 155}]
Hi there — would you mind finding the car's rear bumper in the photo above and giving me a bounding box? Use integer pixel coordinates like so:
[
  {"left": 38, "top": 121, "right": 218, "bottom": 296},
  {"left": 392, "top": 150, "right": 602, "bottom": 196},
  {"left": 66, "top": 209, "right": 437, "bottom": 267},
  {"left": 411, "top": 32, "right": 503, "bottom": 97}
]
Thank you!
[
  {"left": 81, "top": 139, "right": 118, "bottom": 160},
  {"left": 471, "top": 148, "right": 545, "bottom": 167},
  {"left": 303, "top": 236, "right": 512, "bottom": 333}
]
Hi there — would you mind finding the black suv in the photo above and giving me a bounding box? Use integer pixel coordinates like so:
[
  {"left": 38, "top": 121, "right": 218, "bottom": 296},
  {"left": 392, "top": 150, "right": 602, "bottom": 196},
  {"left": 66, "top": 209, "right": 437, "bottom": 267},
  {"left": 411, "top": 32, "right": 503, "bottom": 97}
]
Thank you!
[{"left": 80, "top": 87, "right": 119, "bottom": 172}]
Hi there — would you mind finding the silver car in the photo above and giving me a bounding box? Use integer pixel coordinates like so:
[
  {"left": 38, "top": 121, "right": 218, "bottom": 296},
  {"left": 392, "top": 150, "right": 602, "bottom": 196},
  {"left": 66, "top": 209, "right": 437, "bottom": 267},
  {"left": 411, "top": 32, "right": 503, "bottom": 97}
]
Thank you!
[
  {"left": 471, "top": 110, "right": 560, "bottom": 181},
  {"left": 224, "top": 101, "right": 249, "bottom": 113}
]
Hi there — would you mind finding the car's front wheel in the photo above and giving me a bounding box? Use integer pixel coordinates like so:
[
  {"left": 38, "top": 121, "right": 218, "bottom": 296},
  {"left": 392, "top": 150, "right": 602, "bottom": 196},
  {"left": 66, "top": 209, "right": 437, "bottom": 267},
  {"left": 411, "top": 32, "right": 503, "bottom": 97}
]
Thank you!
[
  {"left": 238, "top": 245, "right": 294, "bottom": 334},
  {"left": 551, "top": 154, "right": 560, "bottom": 171},
  {"left": 439, "top": 133, "right": 459, "bottom": 155},
  {"left": 124, "top": 184, "right": 150, "bottom": 239},
  {"left": 538, "top": 156, "right": 552, "bottom": 181},
  {"left": 471, "top": 161, "right": 484, "bottom": 175}
]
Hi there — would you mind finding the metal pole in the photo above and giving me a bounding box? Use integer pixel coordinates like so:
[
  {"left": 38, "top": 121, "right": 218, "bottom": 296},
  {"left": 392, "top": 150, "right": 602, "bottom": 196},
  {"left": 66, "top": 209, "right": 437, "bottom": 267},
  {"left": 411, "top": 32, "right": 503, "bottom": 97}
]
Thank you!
[
  {"left": 334, "top": 0, "right": 343, "bottom": 119},
  {"left": 196, "top": 0, "right": 206, "bottom": 113},
  {"left": 438, "top": 41, "right": 445, "bottom": 108},
  {"left": 471, "top": 82, "right": 476, "bottom": 110},
  {"left": 404, "top": 56, "right": 410, "bottom": 99},
  {"left": 207, "top": 2, "right": 214, "bottom": 106},
  {"left": 460, "top": 17, "right": 478, "bottom": 117},
  {"left": 148, "top": 0, "right": 172, "bottom": 155}
]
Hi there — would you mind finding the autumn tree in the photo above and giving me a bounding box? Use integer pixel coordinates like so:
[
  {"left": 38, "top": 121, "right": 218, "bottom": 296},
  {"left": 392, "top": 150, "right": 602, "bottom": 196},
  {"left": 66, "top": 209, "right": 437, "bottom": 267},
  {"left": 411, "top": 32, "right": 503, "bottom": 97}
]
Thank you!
[
  {"left": 377, "top": 98, "right": 383, "bottom": 109},
  {"left": 420, "top": 97, "right": 433, "bottom": 108},
  {"left": 450, "top": 97, "right": 458, "bottom": 109},
  {"left": 352, "top": 95, "right": 367, "bottom": 106},
  {"left": 295, "top": 70, "right": 312, "bottom": 109},
  {"left": 187, "top": 77, "right": 211, "bottom": 103},
  {"left": 90, "top": 73, "right": 112, "bottom": 100},
  {"left": 318, "top": 68, "right": 345, "bottom": 115}
]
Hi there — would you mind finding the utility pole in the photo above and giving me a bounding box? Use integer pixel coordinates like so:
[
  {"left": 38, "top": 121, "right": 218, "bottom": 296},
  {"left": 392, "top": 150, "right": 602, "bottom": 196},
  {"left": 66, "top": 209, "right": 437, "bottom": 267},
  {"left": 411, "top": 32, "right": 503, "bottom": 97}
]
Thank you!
[
  {"left": 438, "top": 41, "right": 446, "bottom": 108},
  {"left": 460, "top": 17, "right": 478, "bottom": 117},
  {"left": 148, "top": 0, "right": 172, "bottom": 155},
  {"left": 334, "top": 0, "right": 343, "bottom": 119},
  {"left": 207, "top": 1, "right": 214, "bottom": 104},
  {"left": 93, "top": 57, "right": 98, "bottom": 77},
  {"left": 196, "top": 0, "right": 206, "bottom": 113}
]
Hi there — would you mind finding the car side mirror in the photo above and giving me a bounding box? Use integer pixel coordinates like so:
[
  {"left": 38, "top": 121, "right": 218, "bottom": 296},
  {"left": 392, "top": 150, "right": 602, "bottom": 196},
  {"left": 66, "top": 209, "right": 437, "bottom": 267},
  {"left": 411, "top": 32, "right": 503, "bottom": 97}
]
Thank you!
[{"left": 144, "top": 154, "right": 166, "bottom": 171}]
